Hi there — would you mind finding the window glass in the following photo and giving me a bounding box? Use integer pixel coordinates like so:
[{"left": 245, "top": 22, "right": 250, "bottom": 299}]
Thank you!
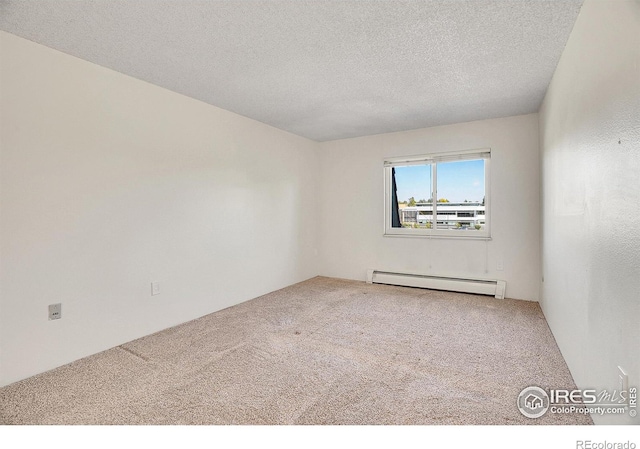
[
  {"left": 393, "top": 164, "right": 432, "bottom": 229},
  {"left": 385, "top": 150, "right": 490, "bottom": 237}
]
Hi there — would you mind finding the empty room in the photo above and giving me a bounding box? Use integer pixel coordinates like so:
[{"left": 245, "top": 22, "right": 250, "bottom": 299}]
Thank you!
[{"left": 0, "top": 0, "right": 638, "bottom": 440}]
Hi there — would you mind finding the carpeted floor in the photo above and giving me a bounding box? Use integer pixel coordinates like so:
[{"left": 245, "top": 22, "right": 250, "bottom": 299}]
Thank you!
[{"left": 0, "top": 276, "right": 592, "bottom": 425}]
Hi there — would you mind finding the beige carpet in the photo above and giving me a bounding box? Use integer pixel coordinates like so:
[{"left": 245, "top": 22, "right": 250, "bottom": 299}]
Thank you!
[{"left": 0, "top": 277, "right": 592, "bottom": 425}]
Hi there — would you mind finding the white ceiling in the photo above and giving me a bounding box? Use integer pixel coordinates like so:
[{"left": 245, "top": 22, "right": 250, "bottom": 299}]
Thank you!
[{"left": 0, "top": 0, "right": 583, "bottom": 142}]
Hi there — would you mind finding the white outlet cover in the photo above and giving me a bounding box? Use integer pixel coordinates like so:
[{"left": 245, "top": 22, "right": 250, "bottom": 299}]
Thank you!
[
  {"left": 48, "top": 303, "right": 62, "bottom": 320},
  {"left": 151, "top": 282, "right": 160, "bottom": 296}
]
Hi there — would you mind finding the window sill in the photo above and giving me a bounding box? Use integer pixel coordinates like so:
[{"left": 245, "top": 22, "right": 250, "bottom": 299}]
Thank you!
[{"left": 383, "top": 232, "right": 492, "bottom": 241}]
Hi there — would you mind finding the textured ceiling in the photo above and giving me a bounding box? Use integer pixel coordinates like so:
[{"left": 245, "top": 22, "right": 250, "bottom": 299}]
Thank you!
[{"left": 0, "top": 0, "right": 583, "bottom": 142}]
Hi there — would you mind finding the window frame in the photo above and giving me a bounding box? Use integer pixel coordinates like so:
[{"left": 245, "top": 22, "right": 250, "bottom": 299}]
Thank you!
[{"left": 383, "top": 148, "right": 491, "bottom": 239}]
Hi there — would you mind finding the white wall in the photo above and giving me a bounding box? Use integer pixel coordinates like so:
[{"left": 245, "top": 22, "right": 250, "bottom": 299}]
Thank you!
[
  {"left": 318, "top": 114, "right": 541, "bottom": 301},
  {"left": 0, "top": 31, "right": 319, "bottom": 386},
  {"left": 539, "top": 0, "right": 640, "bottom": 425}
]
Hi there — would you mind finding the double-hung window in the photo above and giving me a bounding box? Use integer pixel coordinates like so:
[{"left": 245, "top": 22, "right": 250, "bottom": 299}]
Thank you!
[{"left": 384, "top": 149, "right": 490, "bottom": 238}]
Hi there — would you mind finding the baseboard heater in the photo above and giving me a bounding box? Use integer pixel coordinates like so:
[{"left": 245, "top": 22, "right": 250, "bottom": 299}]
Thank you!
[{"left": 366, "top": 269, "right": 506, "bottom": 299}]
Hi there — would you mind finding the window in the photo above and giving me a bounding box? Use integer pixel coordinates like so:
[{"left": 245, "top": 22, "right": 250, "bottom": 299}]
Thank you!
[{"left": 384, "top": 149, "right": 490, "bottom": 238}]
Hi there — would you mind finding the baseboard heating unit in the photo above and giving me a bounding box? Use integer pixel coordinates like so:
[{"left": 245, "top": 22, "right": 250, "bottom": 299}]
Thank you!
[{"left": 366, "top": 269, "right": 506, "bottom": 299}]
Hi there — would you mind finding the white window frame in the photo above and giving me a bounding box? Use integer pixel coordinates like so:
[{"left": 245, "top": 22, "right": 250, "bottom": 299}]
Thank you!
[{"left": 383, "top": 148, "right": 491, "bottom": 239}]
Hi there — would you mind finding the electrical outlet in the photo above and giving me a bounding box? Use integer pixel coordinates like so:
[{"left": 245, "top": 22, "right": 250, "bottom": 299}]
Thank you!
[
  {"left": 48, "top": 303, "right": 62, "bottom": 320},
  {"left": 151, "top": 282, "right": 160, "bottom": 296},
  {"left": 497, "top": 259, "right": 504, "bottom": 271}
]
